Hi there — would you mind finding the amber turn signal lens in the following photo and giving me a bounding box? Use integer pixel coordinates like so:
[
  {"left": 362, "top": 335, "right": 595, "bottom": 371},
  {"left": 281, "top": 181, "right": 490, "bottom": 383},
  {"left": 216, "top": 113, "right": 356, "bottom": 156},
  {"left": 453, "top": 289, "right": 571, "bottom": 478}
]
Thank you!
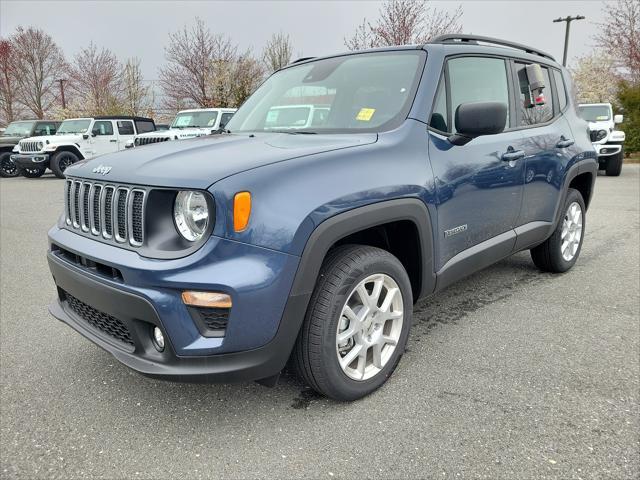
[
  {"left": 233, "top": 191, "right": 251, "bottom": 232},
  {"left": 181, "top": 291, "right": 232, "bottom": 308}
]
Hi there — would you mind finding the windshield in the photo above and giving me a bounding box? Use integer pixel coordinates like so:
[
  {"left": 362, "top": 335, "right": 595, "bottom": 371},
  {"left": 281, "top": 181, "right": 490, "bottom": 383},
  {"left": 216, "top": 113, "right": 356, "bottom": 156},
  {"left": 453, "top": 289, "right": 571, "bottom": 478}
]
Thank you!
[
  {"left": 171, "top": 111, "right": 218, "bottom": 128},
  {"left": 57, "top": 119, "right": 91, "bottom": 134},
  {"left": 226, "top": 50, "right": 425, "bottom": 134},
  {"left": 578, "top": 105, "right": 611, "bottom": 122},
  {"left": 3, "top": 121, "right": 35, "bottom": 137}
]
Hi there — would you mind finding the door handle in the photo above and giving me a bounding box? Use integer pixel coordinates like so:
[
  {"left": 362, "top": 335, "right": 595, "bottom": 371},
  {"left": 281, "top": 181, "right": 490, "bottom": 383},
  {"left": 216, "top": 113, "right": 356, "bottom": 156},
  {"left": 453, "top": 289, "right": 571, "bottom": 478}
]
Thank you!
[
  {"left": 501, "top": 148, "right": 525, "bottom": 161},
  {"left": 109, "top": 139, "right": 117, "bottom": 143},
  {"left": 556, "top": 136, "right": 574, "bottom": 148}
]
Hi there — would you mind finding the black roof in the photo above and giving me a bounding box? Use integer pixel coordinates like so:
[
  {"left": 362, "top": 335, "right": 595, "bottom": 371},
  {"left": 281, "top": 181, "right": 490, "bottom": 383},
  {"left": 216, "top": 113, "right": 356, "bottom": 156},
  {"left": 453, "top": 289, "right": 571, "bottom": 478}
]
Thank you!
[
  {"left": 429, "top": 34, "right": 556, "bottom": 62},
  {"left": 94, "top": 116, "right": 155, "bottom": 122}
]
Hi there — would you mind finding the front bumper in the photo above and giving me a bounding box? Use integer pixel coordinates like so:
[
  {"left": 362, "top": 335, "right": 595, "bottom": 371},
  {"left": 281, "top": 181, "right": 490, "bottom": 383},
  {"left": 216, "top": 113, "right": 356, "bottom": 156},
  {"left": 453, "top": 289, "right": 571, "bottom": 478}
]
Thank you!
[
  {"left": 11, "top": 153, "right": 49, "bottom": 166},
  {"left": 593, "top": 143, "right": 622, "bottom": 158},
  {"left": 47, "top": 226, "right": 310, "bottom": 382}
]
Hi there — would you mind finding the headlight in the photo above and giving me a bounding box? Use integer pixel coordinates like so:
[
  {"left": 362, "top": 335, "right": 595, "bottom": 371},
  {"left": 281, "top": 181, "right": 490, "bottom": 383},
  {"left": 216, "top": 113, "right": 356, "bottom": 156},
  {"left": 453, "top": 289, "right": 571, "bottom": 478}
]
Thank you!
[
  {"left": 173, "top": 191, "right": 209, "bottom": 241},
  {"left": 595, "top": 129, "right": 607, "bottom": 141},
  {"left": 37, "top": 141, "right": 44, "bottom": 150}
]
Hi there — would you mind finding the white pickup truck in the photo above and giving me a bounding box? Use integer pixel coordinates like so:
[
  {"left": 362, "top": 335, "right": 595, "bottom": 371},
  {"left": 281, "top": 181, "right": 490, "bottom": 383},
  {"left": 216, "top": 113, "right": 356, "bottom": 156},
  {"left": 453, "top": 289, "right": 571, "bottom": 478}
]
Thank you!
[
  {"left": 131, "top": 108, "right": 236, "bottom": 147},
  {"left": 577, "top": 103, "right": 625, "bottom": 176}
]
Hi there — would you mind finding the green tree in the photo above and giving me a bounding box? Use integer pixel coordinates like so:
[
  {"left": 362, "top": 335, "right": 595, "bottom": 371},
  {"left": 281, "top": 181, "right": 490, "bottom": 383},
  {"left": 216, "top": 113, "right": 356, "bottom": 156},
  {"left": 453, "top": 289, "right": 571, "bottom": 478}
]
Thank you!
[{"left": 617, "top": 81, "right": 640, "bottom": 154}]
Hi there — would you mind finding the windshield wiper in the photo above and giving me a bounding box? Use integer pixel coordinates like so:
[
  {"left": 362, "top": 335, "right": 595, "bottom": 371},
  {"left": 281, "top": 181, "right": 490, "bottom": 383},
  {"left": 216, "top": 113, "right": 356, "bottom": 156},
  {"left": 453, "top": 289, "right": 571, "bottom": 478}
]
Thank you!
[{"left": 270, "top": 130, "right": 317, "bottom": 135}]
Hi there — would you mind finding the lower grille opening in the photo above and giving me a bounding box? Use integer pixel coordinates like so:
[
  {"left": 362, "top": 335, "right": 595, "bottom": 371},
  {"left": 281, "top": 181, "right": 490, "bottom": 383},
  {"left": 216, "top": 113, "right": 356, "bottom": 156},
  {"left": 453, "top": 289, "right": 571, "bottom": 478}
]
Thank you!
[
  {"left": 188, "top": 306, "right": 229, "bottom": 338},
  {"left": 52, "top": 244, "right": 123, "bottom": 281},
  {"left": 61, "top": 289, "right": 134, "bottom": 347}
]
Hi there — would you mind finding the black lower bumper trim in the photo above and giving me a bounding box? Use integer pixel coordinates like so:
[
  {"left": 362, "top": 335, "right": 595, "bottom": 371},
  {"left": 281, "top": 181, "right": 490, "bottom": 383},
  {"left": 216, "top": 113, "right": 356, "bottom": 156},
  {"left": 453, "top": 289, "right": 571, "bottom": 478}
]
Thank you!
[{"left": 47, "top": 252, "right": 310, "bottom": 383}]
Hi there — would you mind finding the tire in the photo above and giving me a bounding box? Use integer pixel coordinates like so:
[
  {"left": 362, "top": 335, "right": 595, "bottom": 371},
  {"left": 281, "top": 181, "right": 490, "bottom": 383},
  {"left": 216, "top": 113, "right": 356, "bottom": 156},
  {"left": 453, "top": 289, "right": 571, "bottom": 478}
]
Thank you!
[
  {"left": 51, "top": 151, "right": 79, "bottom": 179},
  {"left": 530, "top": 188, "right": 585, "bottom": 273},
  {"left": 0, "top": 152, "right": 19, "bottom": 178},
  {"left": 605, "top": 148, "right": 623, "bottom": 176},
  {"left": 19, "top": 166, "right": 45, "bottom": 178},
  {"left": 293, "top": 245, "right": 413, "bottom": 401}
]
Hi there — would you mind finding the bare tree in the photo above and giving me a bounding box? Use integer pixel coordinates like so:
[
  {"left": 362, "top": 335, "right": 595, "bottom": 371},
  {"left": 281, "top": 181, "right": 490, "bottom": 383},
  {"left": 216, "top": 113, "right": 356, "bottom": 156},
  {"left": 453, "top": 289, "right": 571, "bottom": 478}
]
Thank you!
[
  {"left": 68, "top": 43, "right": 122, "bottom": 115},
  {"left": 159, "top": 18, "right": 236, "bottom": 109},
  {"left": 594, "top": 0, "right": 640, "bottom": 83},
  {"left": 0, "top": 39, "right": 21, "bottom": 125},
  {"left": 571, "top": 52, "right": 619, "bottom": 103},
  {"left": 121, "top": 58, "right": 151, "bottom": 116},
  {"left": 263, "top": 32, "right": 293, "bottom": 72},
  {"left": 345, "top": 0, "right": 462, "bottom": 50},
  {"left": 233, "top": 50, "right": 266, "bottom": 106},
  {"left": 10, "top": 26, "right": 65, "bottom": 118}
]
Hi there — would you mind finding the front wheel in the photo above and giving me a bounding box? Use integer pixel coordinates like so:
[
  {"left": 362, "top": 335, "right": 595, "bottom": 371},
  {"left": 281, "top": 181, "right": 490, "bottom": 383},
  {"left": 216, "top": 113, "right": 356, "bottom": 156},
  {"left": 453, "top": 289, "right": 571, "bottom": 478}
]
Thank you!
[
  {"left": 605, "top": 148, "right": 623, "bottom": 176},
  {"left": 293, "top": 245, "right": 413, "bottom": 401},
  {"left": 51, "top": 151, "right": 79, "bottom": 179},
  {"left": 530, "top": 188, "right": 585, "bottom": 273},
  {"left": 0, "top": 152, "right": 19, "bottom": 178}
]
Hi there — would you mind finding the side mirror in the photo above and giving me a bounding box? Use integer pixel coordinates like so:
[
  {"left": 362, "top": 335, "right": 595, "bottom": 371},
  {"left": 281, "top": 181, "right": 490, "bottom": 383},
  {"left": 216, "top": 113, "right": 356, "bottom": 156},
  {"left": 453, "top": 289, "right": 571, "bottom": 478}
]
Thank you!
[
  {"left": 614, "top": 114, "right": 623, "bottom": 124},
  {"left": 91, "top": 131, "right": 98, "bottom": 137},
  {"left": 448, "top": 102, "right": 507, "bottom": 146}
]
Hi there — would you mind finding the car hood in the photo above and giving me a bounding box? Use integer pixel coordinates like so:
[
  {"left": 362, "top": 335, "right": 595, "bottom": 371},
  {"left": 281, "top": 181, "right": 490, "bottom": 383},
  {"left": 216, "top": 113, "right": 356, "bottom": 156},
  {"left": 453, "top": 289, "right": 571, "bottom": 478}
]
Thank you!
[
  {"left": 587, "top": 120, "right": 613, "bottom": 131},
  {"left": 0, "top": 135, "right": 23, "bottom": 145},
  {"left": 66, "top": 132, "right": 378, "bottom": 188},
  {"left": 22, "top": 134, "right": 83, "bottom": 144}
]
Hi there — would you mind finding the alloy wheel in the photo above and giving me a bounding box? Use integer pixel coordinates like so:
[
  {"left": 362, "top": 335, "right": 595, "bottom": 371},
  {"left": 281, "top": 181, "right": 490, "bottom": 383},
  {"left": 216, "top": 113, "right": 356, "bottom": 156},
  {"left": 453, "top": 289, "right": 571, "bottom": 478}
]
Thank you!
[
  {"left": 561, "top": 201, "right": 583, "bottom": 261},
  {"left": 336, "top": 273, "right": 404, "bottom": 381}
]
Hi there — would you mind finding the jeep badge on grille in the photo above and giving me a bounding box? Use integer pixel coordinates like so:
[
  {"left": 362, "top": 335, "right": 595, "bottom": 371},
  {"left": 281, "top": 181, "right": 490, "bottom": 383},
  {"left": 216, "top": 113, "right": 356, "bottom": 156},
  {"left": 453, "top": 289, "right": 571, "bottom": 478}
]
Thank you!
[{"left": 92, "top": 165, "right": 112, "bottom": 175}]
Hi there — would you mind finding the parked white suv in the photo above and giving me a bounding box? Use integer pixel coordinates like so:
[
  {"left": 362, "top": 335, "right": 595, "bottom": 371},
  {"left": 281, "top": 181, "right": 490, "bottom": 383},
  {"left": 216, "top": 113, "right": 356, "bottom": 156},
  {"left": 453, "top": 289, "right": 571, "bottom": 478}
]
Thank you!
[
  {"left": 577, "top": 103, "right": 625, "bottom": 176},
  {"left": 11, "top": 116, "right": 156, "bottom": 178},
  {"left": 131, "top": 108, "right": 236, "bottom": 147}
]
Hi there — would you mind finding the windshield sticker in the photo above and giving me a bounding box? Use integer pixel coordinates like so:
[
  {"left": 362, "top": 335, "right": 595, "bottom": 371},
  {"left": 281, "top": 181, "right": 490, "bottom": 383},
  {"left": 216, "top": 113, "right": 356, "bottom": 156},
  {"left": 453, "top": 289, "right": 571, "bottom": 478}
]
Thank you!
[
  {"left": 356, "top": 108, "right": 376, "bottom": 122},
  {"left": 596, "top": 115, "right": 608, "bottom": 121},
  {"left": 266, "top": 110, "right": 280, "bottom": 124},
  {"left": 174, "top": 116, "right": 193, "bottom": 127}
]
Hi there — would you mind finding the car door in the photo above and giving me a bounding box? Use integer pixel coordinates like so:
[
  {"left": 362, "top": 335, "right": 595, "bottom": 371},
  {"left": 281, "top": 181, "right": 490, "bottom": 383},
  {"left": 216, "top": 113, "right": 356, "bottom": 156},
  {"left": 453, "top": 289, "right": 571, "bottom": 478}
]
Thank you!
[
  {"left": 513, "top": 64, "right": 576, "bottom": 229},
  {"left": 428, "top": 55, "right": 525, "bottom": 272},
  {"left": 90, "top": 120, "right": 118, "bottom": 156},
  {"left": 116, "top": 120, "right": 135, "bottom": 150}
]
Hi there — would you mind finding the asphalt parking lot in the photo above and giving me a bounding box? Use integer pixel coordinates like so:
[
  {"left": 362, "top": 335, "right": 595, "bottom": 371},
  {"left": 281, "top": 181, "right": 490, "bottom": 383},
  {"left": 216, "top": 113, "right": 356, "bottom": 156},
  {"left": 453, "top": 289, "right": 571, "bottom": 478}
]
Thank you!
[{"left": 1, "top": 166, "right": 638, "bottom": 479}]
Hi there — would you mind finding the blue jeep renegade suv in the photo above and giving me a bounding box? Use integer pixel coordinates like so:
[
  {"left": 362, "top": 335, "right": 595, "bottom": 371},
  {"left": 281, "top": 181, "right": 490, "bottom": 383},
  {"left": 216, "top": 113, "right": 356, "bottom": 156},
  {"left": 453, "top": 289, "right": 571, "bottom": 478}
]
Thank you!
[{"left": 47, "top": 35, "right": 597, "bottom": 401}]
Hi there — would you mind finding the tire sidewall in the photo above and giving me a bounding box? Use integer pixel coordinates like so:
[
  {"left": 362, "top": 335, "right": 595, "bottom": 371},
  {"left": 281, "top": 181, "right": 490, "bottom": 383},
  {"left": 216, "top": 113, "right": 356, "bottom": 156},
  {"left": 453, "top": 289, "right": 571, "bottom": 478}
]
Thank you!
[
  {"left": 314, "top": 248, "right": 413, "bottom": 400},
  {"left": 0, "top": 152, "right": 19, "bottom": 178},
  {"left": 52, "top": 151, "right": 78, "bottom": 179}
]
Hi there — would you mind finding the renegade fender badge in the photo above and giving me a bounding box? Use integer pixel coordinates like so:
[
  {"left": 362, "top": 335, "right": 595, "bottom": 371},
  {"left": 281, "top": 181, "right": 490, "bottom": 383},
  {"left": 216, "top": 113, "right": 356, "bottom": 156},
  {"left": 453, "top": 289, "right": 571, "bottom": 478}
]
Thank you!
[
  {"left": 444, "top": 224, "right": 467, "bottom": 237},
  {"left": 92, "top": 165, "right": 112, "bottom": 175}
]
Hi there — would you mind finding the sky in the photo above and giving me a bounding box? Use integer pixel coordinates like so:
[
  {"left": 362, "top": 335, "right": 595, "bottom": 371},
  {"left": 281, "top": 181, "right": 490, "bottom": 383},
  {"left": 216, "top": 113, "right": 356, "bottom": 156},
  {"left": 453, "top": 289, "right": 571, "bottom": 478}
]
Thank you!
[{"left": 0, "top": 0, "right": 606, "bottom": 83}]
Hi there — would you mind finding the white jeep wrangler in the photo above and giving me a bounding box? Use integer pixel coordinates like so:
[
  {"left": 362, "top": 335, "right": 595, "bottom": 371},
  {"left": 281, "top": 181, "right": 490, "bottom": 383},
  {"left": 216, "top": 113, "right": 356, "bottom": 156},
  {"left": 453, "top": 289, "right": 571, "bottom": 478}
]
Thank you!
[
  {"left": 577, "top": 103, "right": 626, "bottom": 176},
  {"left": 131, "top": 108, "right": 236, "bottom": 147},
  {"left": 11, "top": 116, "right": 156, "bottom": 178}
]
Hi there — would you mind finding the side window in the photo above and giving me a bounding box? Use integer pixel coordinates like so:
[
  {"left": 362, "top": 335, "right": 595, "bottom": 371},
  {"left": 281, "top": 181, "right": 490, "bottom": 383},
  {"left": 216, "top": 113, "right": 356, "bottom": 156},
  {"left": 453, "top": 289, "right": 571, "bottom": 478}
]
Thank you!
[
  {"left": 92, "top": 121, "right": 114, "bottom": 136},
  {"left": 448, "top": 57, "right": 510, "bottom": 132},
  {"left": 429, "top": 78, "right": 448, "bottom": 133},
  {"left": 135, "top": 120, "right": 155, "bottom": 133},
  {"left": 220, "top": 113, "right": 234, "bottom": 128},
  {"left": 515, "top": 63, "right": 554, "bottom": 126},
  {"left": 552, "top": 69, "right": 567, "bottom": 111},
  {"left": 117, "top": 120, "right": 134, "bottom": 135}
]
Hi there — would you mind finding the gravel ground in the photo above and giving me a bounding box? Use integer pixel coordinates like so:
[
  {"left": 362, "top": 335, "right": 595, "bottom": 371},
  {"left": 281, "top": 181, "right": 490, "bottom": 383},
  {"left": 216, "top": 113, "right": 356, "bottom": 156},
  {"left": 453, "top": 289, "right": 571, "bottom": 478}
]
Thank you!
[{"left": 1, "top": 166, "right": 638, "bottom": 479}]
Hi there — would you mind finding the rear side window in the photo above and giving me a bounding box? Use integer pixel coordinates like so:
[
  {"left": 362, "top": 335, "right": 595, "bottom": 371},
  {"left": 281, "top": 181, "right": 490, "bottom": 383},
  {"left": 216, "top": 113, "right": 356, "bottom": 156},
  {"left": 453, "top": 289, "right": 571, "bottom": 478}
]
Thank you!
[
  {"left": 135, "top": 120, "right": 155, "bottom": 133},
  {"left": 92, "top": 121, "right": 114, "bottom": 136},
  {"left": 447, "top": 57, "right": 510, "bottom": 133},
  {"left": 553, "top": 70, "right": 567, "bottom": 111},
  {"left": 117, "top": 121, "right": 135, "bottom": 135},
  {"left": 515, "top": 63, "right": 554, "bottom": 126}
]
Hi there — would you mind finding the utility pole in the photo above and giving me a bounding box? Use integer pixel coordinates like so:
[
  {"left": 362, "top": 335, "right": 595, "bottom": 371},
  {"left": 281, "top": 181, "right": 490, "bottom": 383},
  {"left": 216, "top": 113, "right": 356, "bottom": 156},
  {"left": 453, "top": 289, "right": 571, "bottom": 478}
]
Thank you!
[
  {"left": 57, "top": 79, "right": 67, "bottom": 109},
  {"left": 553, "top": 15, "right": 585, "bottom": 66}
]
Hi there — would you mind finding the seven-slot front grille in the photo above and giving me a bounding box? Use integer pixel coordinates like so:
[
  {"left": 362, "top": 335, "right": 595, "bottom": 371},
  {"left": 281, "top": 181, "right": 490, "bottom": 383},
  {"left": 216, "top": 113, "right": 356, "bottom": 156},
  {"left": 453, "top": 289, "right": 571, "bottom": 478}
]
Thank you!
[
  {"left": 20, "top": 141, "right": 41, "bottom": 152},
  {"left": 135, "top": 136, "right": 170, "bottom": 146},
  {"left": 65, "top": 179, "right": 146, "bottom": 247}
]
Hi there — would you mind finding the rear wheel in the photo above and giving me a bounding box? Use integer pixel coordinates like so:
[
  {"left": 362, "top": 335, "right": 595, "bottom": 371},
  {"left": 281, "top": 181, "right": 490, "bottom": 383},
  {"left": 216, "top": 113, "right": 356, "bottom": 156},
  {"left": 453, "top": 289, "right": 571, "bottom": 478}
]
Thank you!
[
  {"left": 0, "top": 152, "right": 19, "bottom": 178},
  {"left": 19, "top": 166, "right": 45, "bottom": 178},
  {"left": 51, "top": 151, "right": 79, "bottom": 179},
  {"left": 293, "top": 245, "right": 413, "bottom": 401},
  {"left": 530, "top": 188, "right": 585, "bottom": 273},
  {"left": 605, "top": 148, "right": 623, "bottom": 176}
]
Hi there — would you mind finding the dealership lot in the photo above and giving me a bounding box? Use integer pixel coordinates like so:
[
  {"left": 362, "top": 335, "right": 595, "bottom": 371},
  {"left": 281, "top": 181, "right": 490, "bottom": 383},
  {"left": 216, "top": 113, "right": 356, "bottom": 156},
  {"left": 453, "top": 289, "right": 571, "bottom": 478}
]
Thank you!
[{"left": 1, "top": 167, "right": 638, "bottom": 479}]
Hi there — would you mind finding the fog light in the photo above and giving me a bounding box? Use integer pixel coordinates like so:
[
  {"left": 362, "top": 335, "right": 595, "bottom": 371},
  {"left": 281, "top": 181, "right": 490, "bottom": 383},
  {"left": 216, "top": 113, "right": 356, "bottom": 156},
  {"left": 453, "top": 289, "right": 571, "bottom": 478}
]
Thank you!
[{"left": 152, "top": 327, "right": 165, "bottom": 351}]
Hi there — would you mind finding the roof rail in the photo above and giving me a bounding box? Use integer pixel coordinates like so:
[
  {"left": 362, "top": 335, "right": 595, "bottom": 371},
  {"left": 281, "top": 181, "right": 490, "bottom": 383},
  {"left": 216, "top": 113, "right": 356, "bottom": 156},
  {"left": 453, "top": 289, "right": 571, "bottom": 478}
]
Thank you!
[
  {"left": 291, "top": 57, "right": 315, "bottom": 64},
  {"left": 429, "top": 34, "right": 556, "bottom": 62}
]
